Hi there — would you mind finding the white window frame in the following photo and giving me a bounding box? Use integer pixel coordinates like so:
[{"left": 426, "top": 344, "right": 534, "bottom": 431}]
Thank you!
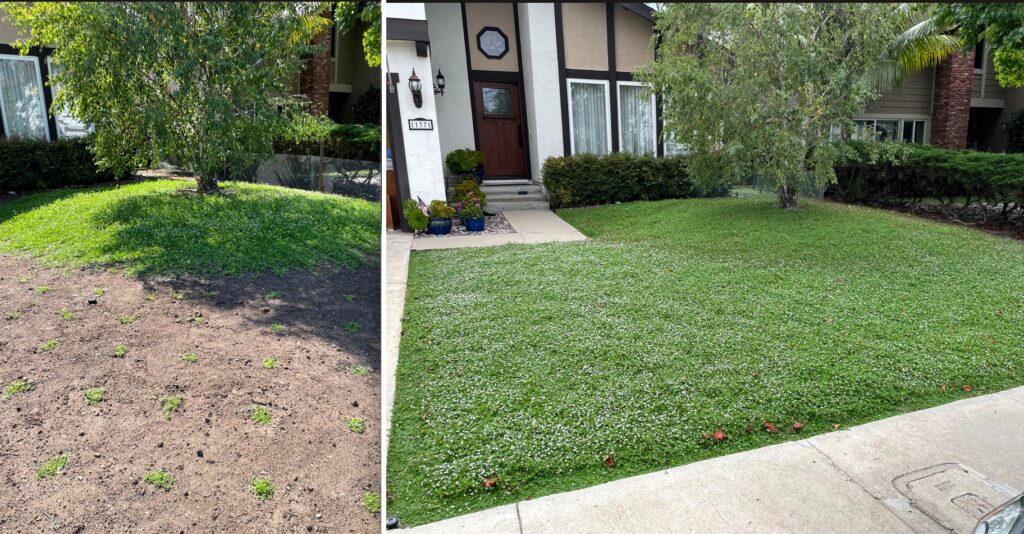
[
  {"left": 616, "top": 80, "right": 657, "bottom": 155},
  {"left": 566, "top": 78, "right": 612, "bottom": 156},
  {"left": 0, "top": 53, "right": 51, "bottom": 140},
  {"left": 852, "top": 115, "right": 930, "bottom": 145}
]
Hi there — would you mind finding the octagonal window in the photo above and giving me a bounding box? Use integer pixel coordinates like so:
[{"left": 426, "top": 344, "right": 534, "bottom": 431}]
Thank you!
[{"left": 477, "top": 27, "right": 509, "bottom": 60}]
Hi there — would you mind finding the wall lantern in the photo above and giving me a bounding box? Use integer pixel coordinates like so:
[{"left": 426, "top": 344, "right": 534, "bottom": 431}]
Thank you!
[
  {"left": 408, "top": 68, "right": 423, "bottom": 108},
  {"left": 434, "top": 69, "right": 446, "bottom": 96}
]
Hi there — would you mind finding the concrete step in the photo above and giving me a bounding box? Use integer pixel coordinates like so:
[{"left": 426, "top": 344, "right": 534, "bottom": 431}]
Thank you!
[
  {"left": 487, "top": 200, "right": 551, "bottom": 212},
  {"left": 480, "top": 183, "right": 546, "bottom": 196},
  {"left": 485, "top": 192, "right": 548, "bottom": 202}
]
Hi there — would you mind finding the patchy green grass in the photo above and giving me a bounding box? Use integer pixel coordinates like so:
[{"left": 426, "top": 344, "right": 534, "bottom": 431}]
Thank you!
[
  {"left": 265, "top": 290, "right": 281, "bottom": 299},
  {"left": 36, "top": 456, "right": 68, "bottom": 480},
  {"left": 388, "top": 197, "right": 1024, "bottom": 525},
  {"left": 188, "top": 315, "right": 204, "bottom": 325},
  {"left": 58, "top": 308, "right": 76, "bottom": 321},
  {"left": 36, "top": 340, "right": 58, "bottom": 353},
  {"left": 349, "top": 366, "right": 370, "bottom": 377},
  {"left": 120, "top": 314, "right": 137, "bottom": 325},
  {"left": 251, "top": 405, "right": 271, "bottom": 426},
  {"left": 92, "top": 287, "right": 105, "bottom": 297},
  {"left": 159, "top": 395, "right": 183, "bottom": 419},
  {"left": 261, "top": 357, "right": 278, "bottom": 370},
  {"left": 5, "top": 311, "right": 20, "bottom": 320},
  {"left": 179, "top": 352, "right": 198, "bottom": 364},
  {"left": 251, "top": 477, "right": 274, "bottom": 500},
  {"left": 342, "top": 321, "right": 362, "bottom": 333},
  {"left": 2, "top": 379, "right": 33, "bottom": 400},
  {"left": 347, "top": 417, "right": 365, "bottom": 434},
  {"left": 84, "top": 387, "right": 105, "bottom": 406},
  {"left": 270, "top": 323, "right": 286, "bottom": 334},
  {"left": 143, "top": 469, "right": 174, "bottom": 490},
  {"left": 0, "top": 180, "right": 380, "bottom": 276},
  {"left": 170, "top": 291, "right": 186, "bottom": 301},
  {"left": 34, "top": 286, "right": 51, "bottom": 294},
  {"left": 114, "top": 345, "right": 129, "bottom": 358},
  {"left": 144, "top": 292, "right": 157, "bottom": 301},
  {"left": 363, "top": 492, "right": 381, "bottom": 514}
]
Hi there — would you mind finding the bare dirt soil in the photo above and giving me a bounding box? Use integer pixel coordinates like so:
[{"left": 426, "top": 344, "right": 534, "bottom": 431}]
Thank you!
[{"left": 0, "top": 255, "right": 380, "bottom": 533}]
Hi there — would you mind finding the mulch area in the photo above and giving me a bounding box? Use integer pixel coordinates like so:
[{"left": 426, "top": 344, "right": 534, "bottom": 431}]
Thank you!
[
  {"left": 840, "top": 199, "right": 1024, "bottom": 242},
  {"left": 414, "top": 213, "right": 516, "bottom": 239},
  {"left": 0, "top": 255, "right": 380, "bottom": 533}
]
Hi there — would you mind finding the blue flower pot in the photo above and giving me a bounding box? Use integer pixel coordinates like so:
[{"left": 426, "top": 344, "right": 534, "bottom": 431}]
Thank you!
[
  {"left": 464, "top": 217, "right": 485, "bottom": 232},
  {"left": 471, "top": 167, "right": 485, "bottom": 182},
  {"left": 428, "top": 217, "right": 452, "bottom": 235}
]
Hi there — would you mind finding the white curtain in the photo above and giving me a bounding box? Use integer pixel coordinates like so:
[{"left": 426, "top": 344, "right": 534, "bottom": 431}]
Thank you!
[
  {"left": 0, "top": 56, "right": 48, "bottom": 140},
  {"left": 619, "top": 84, "right": 654, "bottom": 154},
  {"left": 570, "top": 81, "right": 608, "bottom": 155}
]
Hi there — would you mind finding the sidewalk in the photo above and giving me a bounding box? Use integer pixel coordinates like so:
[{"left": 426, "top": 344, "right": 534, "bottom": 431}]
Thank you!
[
  {"left": 410, "top": 210, "right": 586, "bottom": 250},
  {"left": 403, "top": 387, "right": 1024, "bottom": 533}
]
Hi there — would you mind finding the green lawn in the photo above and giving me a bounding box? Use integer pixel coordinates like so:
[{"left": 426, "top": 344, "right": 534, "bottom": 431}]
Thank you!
[
  {"left": 388, "top": 197, "right": 1024, "bottom": 525},
  {"left": 0, "top": 180, "right": 379, "bottom": 276}
]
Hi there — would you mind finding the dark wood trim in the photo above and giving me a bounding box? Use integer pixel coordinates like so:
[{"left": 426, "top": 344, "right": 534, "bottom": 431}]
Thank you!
[
  {"left": 0, "top": 44, "right": 57, "bottom": 141},
  {"left": 386, "top": 72, "right": 414, "bottom": 232},
  {"left": 461, "top": 3, "right": 480, "bottom": 151},
  {"left": 555, "top": 2, "right": 570, "bottom": 155},
  {"left": 564, "top": 69, "right": 637, "bottom": 81},
  {"left": 468, "top": 70, "right": 522, "bottom": 83},
  {"left": 606, "top": 3, "right": 618, "bottom": 153},
  {"left": 387, "top": 18, "right": 430, "bottom": 42},
  {"left": 511, "top": 2, "right": 532, "bottom": 180},
  {"left": 475, "top": 26, "right": 510, "bottom": 60}
]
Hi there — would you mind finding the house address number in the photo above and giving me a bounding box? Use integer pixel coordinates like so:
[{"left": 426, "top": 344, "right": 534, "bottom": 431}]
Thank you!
[{"left": 408, "top": 119, "right": 434, "bottom": 131}]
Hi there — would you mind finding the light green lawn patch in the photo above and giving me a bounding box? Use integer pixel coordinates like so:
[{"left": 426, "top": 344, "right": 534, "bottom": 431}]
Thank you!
[
  {"left": 349, "top": 366, "right": 370, "bottom": 377},
  {"left": 261, "top": 357, "right": 278, "bottom": 369},
  {"left": 189, "top": 315, "right": 204, "bottom": 325},
  {"left": 114, "top": 345, "right": 129, "bottom": 358},
  {"left": 58, "top": 308, "right": 76, "bottom": 320},
  {"left": 37, "top": 340, "right": 58, "bottom": 353},
  {"left": 36, "top": 456, "right": 67, "bottom": 479},
  {"left": 170, "top": 291, "right": 186, "bottom": 300},
  {"left": 5, "top": 311, "right": 20, "bottom": 320},
  {"left": 34, "top": 286, "right": 51, "bottom": 294},
  {"left": 387, "top": 197, "right": 1024, "bottom": 525},
  {"left": 3, "top": 379, "right": 33, "bottom": 400},
  {"left": 144, "top": 292, "right": 157, "bottom": 301},
  {"left": 120, "top": 314, "right": 137, "bottom": 325},
  {"left": 251, "top": 405, "right": 271, "bottom": 425},
  {"left": 159, "top": 395, "right": 182, "bottom": 419},
  {"left": 251, "top": 477, "right": 274, "bottom": 500},
  {"left": 363, "top": 492, "right": 381, "bottom": 514},
  {"left": 143, "top": 469, "right": 174, "bottom": 490},
  {"left": 92, "top": 287, "right": 105, "bottom": 297},
  {"left": 180, "top": 352, "right": 198, "bottom": 364},
  {"left": 270, "top": 323, "right": 285, "bottom": 334},
  {"left": 347, "top": 417, "right": 365, "bottom": 434},
  {"left": 265, "top": 290, "right": 281, "bottom": 299},
  {"left": 84, "top": 387, "right": 105, "bottom": 406},
  {"left": 0, "top": 180, "right": 379, "bottom": 276}
]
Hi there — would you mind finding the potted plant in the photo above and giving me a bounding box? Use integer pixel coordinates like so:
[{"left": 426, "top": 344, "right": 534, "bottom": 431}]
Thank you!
[
  {"left": 445, "top": 149, "right": 486, "bottom": 183},
  {"left": 459, "top": 192, "right": 486, "bottom": 232},
  {"left": 427, "top": 200, "right": 456, "bottom": 235},
  {"left": 402, "top": 199, "right": 428, "bottom": 233}
]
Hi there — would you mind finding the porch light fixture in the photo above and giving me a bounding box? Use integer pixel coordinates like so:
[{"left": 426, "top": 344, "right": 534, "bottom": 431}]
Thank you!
[
  {"left": 408, "top": 68, "right": 423, "bottom": 108},
  {"left": 434, "top": 69, "right": 446, "bottom": 96}
]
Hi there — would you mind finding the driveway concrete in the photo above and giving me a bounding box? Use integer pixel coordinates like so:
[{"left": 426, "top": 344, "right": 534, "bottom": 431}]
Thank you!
[
  {"left": 411, "top": 210, "right": 586, "bottom": 250},
  {"left": 401, "top": 387, "right": 1024, "bottom": 533}
]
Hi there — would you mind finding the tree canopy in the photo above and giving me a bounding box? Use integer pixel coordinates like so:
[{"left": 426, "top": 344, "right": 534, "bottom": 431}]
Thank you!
[
  {"left": 935, "top": 3, "right": 1024, "bottom": 88},
  {"left": 335, "top": 1, "right": 380, "bottom": 68},
  {"left": 4, "top": 2, "right": 331, "bottom": 193},
  {"left": 640, "top": 3, "right": 907, "bottom": 208}
]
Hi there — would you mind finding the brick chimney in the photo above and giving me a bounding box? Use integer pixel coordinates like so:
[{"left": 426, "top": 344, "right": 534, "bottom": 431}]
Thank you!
[
  {"left": 299, "top": 21, "right": 333, "bottom": 116},
  {"left": 930, "top": 50, "right": 975, "bottom": 149}
]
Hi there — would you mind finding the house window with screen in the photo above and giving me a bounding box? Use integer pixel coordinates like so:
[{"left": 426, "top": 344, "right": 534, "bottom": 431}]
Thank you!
[
  {"left": 853, "top": 118, "right": 927, "bottom": 144},
  {"left": 618, "top": 82, "right": 656, "bottom": 155},
  {"left": 0, "top": 54, "right": 50, "bottom": 140},
  {"left": 568, "top": 79, "right": 610, "bottom": 155}
]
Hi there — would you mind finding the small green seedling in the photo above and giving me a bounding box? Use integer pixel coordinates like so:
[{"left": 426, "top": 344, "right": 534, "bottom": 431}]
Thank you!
[
  {"left": 120, "top": 314, "right": 137, "bottom": 324},
  {"left": 3, "top": 380, "right": 33, "bottom": 400},
  {"left": 180, "top": 352, "right": 198, "bottom": 364},
  {"left": 270, "top": 323, "right": 285, "bottom": 334},
  {"left": 200, "top": 289, "right": 218, "bottom": 298},
  {"left": 5, "top": 311, "right": 20, "bottom": 320},
  {"left": 265, "top": 290, "right": 281, "bottom": 299},
  {"left": 251, "top": 405, "right": 271, "bottom": 425},
  {"left": 189, "top": 315, "right": 204, "bottom": 325},
  {"left": 84, "top": 387, "right": 105, "bottom": 406},
  {"left": 36, "top": 456, "right": 67, "bottom": 480},
  {"left": 343, "top": 322, "right": 362, "bottom": 333},
  {"left": 261, "top": 357, "right": 278, "bottom": 369},
  {"left": 363, "top": 492, "right": 381, "bottom": 514},
  {"left": 347, "top": 417, "right": 366, "bottom": 434},
  {"left": 349, "top": 366, "right": 370, "bottom": 377},
  {"left": 143, "top": 469, "right": 174, "bottom": 490},
  {"left": 59, "top": 308, "right": 76, "bottom": 321},
  {"left": 170, "top": 291, "right": 186, "bottom": 301},
  {"left": 37, "top": 339, "right": 58, "bottom": 353},
  {"left": 344, "top": 294, "right": 357, "bottom": 302},
  {"left": 144, "top": 292, "right": 157, "bottom": 301},
  {"left": 92, "top": 287, "right": 105, "bottom": 297},
  {"left": 34, "top": 286, "right": 51, "bottom": 294},
  {"left": 114, "top": 345, "right": 129, "bottom": 358},
  {"left": 159, "top": 395, "right": 182, "bottom": 419},
  {"left": 251, "top": 477, "right": 274, "bottom": 500}
]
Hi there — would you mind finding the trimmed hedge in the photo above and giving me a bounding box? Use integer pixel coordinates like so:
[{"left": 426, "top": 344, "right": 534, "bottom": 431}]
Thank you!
[
  {"left": 0, "top": 137, "right": 119, "bottom": 193},
  {"left": 542, "top": 152, "right": 728, "bottom": 209},
  {"left": 831, "top": 141, "right": 1024, "bottom": 212},
  {"left": 273, "top": 123, "right": 380, "bottom": 162}
]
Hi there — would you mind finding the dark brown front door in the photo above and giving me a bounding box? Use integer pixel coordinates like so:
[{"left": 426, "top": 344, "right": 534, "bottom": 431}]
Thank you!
[{"left": 472, "top": 81, "right": 527, "bottom": 178}]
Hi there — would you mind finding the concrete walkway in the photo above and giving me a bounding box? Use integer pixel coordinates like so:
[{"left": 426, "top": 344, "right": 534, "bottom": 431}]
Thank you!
[
  {"left": 402, "top": 387, "right": 1024, "bottom": 533},
  {"left": 383, "top": 231, "right": 413, "bottom": 456},
  {"left": 411, "top": 210, "right": 586, "bottom": 251}
]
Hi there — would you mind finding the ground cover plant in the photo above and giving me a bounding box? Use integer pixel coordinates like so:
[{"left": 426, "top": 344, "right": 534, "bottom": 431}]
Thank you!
[
  {"left": 36, "top": 456, "right": 68, "bottom": 480},
  {"left": 0, "top": 180, "right": 379, "bottom": 276},
  {"left": 143, "top": 469, "right": 174, "bottom": 491},
  {"left": 388, "top": 197, "right": 1024, "bottom": 525}
]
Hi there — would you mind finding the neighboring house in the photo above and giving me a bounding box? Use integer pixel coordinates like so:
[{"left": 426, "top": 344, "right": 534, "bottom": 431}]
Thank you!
[
  {"left": 385, "top": 2, "right": 1024, "bottom": 228},
  {"left": 0, "top": 9, "right": 376, "bottom": 142}
]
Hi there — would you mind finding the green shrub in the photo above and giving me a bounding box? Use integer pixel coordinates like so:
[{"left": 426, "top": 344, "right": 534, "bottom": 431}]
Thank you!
[
  {"left": 402, "top": 199, "right": 428, "bottom": 232},
  {"left": 273, "top": 122, "right": 380, "bottom": 161},
  {"left": 542, "top": 152, "right": 723, "bottom": 209},
  {"left": 428, "top": 200, "right": 455, "bottom": 219},
  {"left": 452, "top": 179, "right": 487, "bottom": 206},
  {"left": 1005, "top": 109, "right": 1024, "bottom": 154},
  {"left": 444, "top": 149, "right": 486, "bottom": 175},
  {"left": 830, "top": 140, "right": 1024, "bottom": 211},
  {"left": 0, "top": 137, "right": 121, "bottom": 193}
]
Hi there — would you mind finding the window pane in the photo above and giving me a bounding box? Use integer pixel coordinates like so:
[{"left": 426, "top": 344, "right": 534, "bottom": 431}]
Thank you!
[
  {"left": 913, "top": 121, "right": 925, "bottom": 144},
  {"left": 570, "top": 82, "right": 608, "bottom": 155},
  {"left": 0, "top": 56, "right": 48, "bottom": 140},
  {"left": 46, "top": 59, "right": 91, "bottom": 139},
  {"left": 481, "top": 87, "right": 512, "bottom": 114},
  {"left": 876, "top": 120, "right": 898, "bottom": 141},
  {"left": 619, "top": 84, "right": 654, "bottom": 154},
  {"left": 902, "top": 120, "right": 913, "bottom": 142}
]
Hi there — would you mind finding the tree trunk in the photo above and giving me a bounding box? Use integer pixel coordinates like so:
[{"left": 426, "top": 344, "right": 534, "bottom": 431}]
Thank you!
[
  {"left": 196, "top": 175, "right": 220, "bottom": 194},
  {"left": 778, "top": 187, "right": 799, "bottom": 209}
]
